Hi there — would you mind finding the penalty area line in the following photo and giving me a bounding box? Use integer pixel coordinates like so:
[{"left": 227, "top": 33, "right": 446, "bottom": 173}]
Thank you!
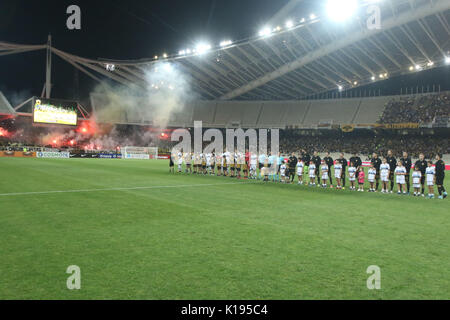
[{"left": 0, "top": 182, "right": 252, "bottom": 197}]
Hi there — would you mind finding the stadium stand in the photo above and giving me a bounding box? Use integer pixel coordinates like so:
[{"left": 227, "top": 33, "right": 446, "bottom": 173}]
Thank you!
[
  {"left": 379, "top": 92, "right": 450, "bottom": 124},
  {"left": 353, "top": 96, "right": 392, "bottom": 124}
]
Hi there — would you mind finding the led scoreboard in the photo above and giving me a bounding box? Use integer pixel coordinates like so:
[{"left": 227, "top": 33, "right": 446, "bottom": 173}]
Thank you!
[{"left": 33, "top": 98, "right": 78, "bottom": 126}]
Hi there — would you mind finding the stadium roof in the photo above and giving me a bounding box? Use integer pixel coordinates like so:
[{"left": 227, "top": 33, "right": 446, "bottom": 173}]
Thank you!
[
  {"left": 0, "top": 91, "right": 16, "bottom": 116},
  {"left": 1, "top": 0, "right": 450, "bottom": 101}
]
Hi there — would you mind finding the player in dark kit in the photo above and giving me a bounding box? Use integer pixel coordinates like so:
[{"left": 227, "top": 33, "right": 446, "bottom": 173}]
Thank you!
[
  {"left": 311, "top": 151, "right": 321, "bottom": 185},
  {"left": 400, "top": 151, "right": 412, "bottom": 194},
  {"left": 301, "top": 149, "right": 311, "bottom": 167},
  {"left": 435, "top": 154, "right": 447, "bottom": 199},
  {"left": 288, "top": 152, "right": 298, "bottom": 183},
  {"left": 324, "top": 152, "right": 334, "bottom": 186},
  {"left": 386, "top": 150, "right": 397, "bottom": 193},
  {"left": 169, "top": 154, "right": 175, "bottom": 173},
  {"left": 371, "top": 152, "right": 382, "bottom": 191},
  {"left": 414, "top": 153, "right": 427, "bottom": 196},
  {"left": 338, "top": 152, "right": 348, "bottom": 188}
]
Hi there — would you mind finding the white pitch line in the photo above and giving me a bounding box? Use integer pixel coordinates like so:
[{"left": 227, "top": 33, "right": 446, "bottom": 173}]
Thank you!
[{"left": 0, "top": 182, "right": 247, "bottom": 197}]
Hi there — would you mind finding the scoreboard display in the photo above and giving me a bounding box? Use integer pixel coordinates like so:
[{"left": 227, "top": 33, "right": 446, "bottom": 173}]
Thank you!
[{"left": 33, "top": 98, "right": 78, "bottom": 126}]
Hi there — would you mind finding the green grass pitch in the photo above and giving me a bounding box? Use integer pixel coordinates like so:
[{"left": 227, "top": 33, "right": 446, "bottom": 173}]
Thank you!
[{"left": 0, "top": 157, "right": 449, "bottom": 299}]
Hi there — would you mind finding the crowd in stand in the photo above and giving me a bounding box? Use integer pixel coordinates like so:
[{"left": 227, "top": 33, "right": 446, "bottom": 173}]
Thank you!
[
  {"left": 278, "top": 133, "right": 449, "bottom": 159},
  {"left": 379, "top": 93, "right": 450, "bottom": 123}
]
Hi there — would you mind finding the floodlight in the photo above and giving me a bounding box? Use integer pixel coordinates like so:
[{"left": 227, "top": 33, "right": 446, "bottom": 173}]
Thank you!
[
  {"left": 310, "top": 13, "right": 316, "bottom": 20},
  {"left": 259, "top": 27, "right": 272, "bottom": 37},
  {"left": 409, "top": 66, "right": 414, "bottom": 71},
  {"left": 300, "top": 18, "right": 306, "bottom": 23},
  {"left": 179, "top": 50, "right": 186, "bottom": 55},
  {"left": 285, "top": 20, "right": 294, "bottom": 29},
  {"left": 427, "top": 61, "right": 434, "bottom": 67},
  {"left": 371, "top": 76, "right": 375, "bottom": 81},
  {"left": 326, "top": 0, "right": 358, "bottom": 22},
  {"left": 162, "top": 53, "right": 168, "bottom": 58},
  {"left": 415, "top": 65, "right": 422, "bottom": 70},
  {"left": 338, "top": 85, "right": 343, "bottom": 91},
  {"left": 195, "top": 43, "right": 212, "bottom": 54},
  {"left": 220, "top": 40, "right": 233, "bottom": 47},
  {"left": 445, "top": 56, "right": 450, "bottom": 64},
  {"left": 353, "top": 81, "right": 358, "bottom": 85}
]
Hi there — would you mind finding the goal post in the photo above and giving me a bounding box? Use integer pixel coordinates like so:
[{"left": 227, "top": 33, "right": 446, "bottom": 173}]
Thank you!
[{"left": 122, "top": 146, "right": 158, "bottom": 159}]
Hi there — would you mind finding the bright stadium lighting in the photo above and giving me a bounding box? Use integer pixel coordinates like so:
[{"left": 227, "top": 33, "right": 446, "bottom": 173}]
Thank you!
[
  {"left": 409, "top": 66, "right": 414, "bottom": 71},
  {"left": 326, "top": 0, "right": 358, "bottom": 22},
  {"left": 259, "top": 27, "right": 272, "bottom": 37},
  {"left": 445, "top": 56, "right": 450, "bottom": 64},
  {"left": 309, "top": 13, "right": 316, "bottom": 20},
  {"left": 162, "top": 53, "right": 168, "bottom": 58},
  {"left": 415, "top": 64, "right": 422, "bottom": 70},
  {"left": 186, "top": 48, "right": 191, "bottom": 54},
  {"left": 338, "top": 85, "right": 343, "bottom": 91},
  {"left": 285, "top": 20, "right": 294, "bottom": 29},
  {"left": 219, "top": 40, "right": 232, "bottom": 47},
  {"left": 195, "top": 43, "right": 212, "bottom": 54},
  {"left": 379, "top": 74, "right": 384, "bottom": 78},
  {"left": 353, "top": 81, "right": 358, "bottom": 85},
  {"left": 178, "top": 50, "right": 186, "bottom": 55},
  {"left": 427, "top": 61, "right": 434, "bottom": 67},
  {"left": 371, "top": 76, "right": 375, "bottom": 81},
  {"left": 154, "top": 55, "right": 158, "bottom": 59}
]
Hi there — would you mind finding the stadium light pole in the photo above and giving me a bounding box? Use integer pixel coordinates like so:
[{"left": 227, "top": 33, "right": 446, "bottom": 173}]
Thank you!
[{"left": 45, "top": 35, "right": 52, "bottom": 98}]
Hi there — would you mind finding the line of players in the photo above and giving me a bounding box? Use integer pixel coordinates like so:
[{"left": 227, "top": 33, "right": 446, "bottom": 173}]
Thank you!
[{"left": 169, "top": 149, "right": 447, "bottom": 199}]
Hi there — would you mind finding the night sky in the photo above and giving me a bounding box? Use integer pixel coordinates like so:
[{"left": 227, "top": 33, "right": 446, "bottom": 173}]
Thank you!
[{"left": 0, "top": 0, "right": 449, "bottom": 106}]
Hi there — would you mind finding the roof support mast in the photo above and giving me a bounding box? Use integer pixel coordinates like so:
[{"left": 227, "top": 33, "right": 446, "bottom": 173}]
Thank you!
[{"left": 45, "top": 35, "right": 52, "bottom": 98}]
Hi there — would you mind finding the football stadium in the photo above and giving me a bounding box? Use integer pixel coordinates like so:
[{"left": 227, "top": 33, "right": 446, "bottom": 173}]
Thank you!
[{"left": 1, "top": 0, "right": 450, "bottom": 304}]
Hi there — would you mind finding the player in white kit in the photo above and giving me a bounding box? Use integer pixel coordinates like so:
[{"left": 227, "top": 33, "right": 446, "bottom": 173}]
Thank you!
[
  {"left": 250, "top": 153, "right": 258, "bottom": 179},
  {"left": 380, "top": 158, "right": 390, "bottom": 193},
  {"left": 348, "top": 162, "right": 357, "bottom": 191},
  {"left": 280, "top": 162, "right": 287, "bottom": 183},
  {"left": 426, "top": 161, "right": 435, "bottom": 198},
  {"left": 367, "top": 164, "right": 377, "bottom": 192},
  {"left": 320, "top": 160, "right": 328, "bottom": 188},
  {"left": 308, "top": 161, "right": 316, "bottom": 186},
  {"left": 334, "top": 160, "right": 343, "bottom": 189},
  {"left": 394, "top": 160, "right": 407, "bottom": 194},
  {"left": 412, "top": 167, "right": 422, "bottom": 196},
  {"left": 296, "top": 160, "right": 304, "bottom": 185}
]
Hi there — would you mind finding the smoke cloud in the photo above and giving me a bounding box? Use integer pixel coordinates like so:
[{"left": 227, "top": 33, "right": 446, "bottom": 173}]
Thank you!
[{"left": 92, "top": 61, "right": 194, "bottom": 129}]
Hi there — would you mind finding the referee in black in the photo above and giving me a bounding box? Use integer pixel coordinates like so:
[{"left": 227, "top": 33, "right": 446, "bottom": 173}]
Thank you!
[
  {"left": 386, "top": 150, "right": 397, "bottom": 193},
  {"left": 414, "top": 153, "right": 427, "bottom": 196},
  {"left": 324, "top": 152, "right": 334, "bottom": 186},
  {"left": 435, "top": 154, "right": 447, "bottom": 199},
  {"left": 400, "top": 151, "right": 412, "bottom": 194},
  {"left": 371, "top": 152, "right": 382, "bottom": 191}
]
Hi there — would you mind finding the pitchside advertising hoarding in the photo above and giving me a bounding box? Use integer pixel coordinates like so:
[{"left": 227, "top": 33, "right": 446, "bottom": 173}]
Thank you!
[
  {"left": 36, "top": 152, "right": 70, "bottom": 158},
  {"left": 32, "top": 97, "right": 78, "bottom": 126}
]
